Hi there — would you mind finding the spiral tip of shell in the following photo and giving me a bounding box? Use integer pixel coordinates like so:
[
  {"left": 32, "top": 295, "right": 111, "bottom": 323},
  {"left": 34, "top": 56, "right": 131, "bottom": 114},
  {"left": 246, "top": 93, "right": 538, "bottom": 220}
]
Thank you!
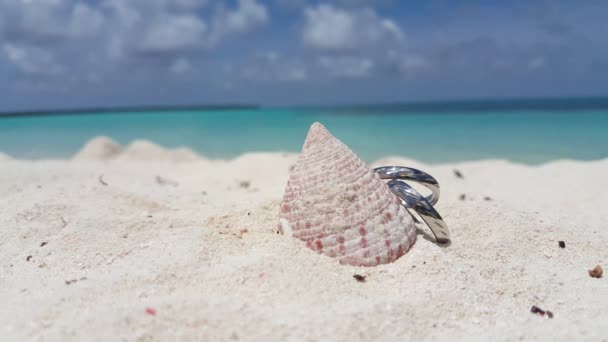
[{"left": 303, "top": 122, "right": 332, "bottom": 151}]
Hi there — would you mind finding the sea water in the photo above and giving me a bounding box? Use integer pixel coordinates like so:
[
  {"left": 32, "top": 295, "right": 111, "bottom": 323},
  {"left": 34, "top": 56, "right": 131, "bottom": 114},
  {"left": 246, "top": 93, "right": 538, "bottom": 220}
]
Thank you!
[{"left": 1, "top": 101, "right": 607, "bottom": 164}]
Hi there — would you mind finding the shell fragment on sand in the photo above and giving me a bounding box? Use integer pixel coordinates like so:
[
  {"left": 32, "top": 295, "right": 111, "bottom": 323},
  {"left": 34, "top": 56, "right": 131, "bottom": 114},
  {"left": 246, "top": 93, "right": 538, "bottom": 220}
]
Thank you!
[{"left": 279, "top": 122, "right": 416, "bottom": 267}]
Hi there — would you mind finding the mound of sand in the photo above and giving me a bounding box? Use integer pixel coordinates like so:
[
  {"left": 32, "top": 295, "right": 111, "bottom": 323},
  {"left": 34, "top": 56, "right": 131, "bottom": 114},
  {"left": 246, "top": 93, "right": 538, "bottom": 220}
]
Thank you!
[
  {"left": 73, "top": 137, "right": 202, "bottom": 162},
  {"left": 169, "top": 147, "right": 203, "bottom": 162},
  {"left": 117, "top": 139, "right": 201, "bottom": 162},
  {"left": 72, "top": 136, "right": 124, "bottom": 161}
]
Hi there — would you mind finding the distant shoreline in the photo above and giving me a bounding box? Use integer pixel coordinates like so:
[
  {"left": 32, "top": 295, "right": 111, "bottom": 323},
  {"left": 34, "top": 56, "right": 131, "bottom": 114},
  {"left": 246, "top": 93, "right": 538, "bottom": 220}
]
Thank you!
[
  {"left": 303, "top": 96, "right": 608, "bottom": 114},
  {"left": 1, "top": 96, "right": 608, "bottom": 118},
  {"left": 0, "top": 104, "right": 260, "bottom": 118}
]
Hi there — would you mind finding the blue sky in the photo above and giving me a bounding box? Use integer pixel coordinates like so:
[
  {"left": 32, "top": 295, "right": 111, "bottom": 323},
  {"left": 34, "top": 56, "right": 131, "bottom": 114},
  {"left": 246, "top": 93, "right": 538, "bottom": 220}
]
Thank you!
[{"left": 1, "top": 0, "right": 607, "bottom": 110}]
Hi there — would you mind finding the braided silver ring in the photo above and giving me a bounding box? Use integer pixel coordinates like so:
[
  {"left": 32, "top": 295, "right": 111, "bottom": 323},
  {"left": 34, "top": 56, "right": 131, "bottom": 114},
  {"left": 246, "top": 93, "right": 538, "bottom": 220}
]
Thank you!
[
  {"left": 374, "top": 166, "right": 450, "bottom": 244},
  {"left": 374, "top": 166, "right": 440, "bottom": 205}
]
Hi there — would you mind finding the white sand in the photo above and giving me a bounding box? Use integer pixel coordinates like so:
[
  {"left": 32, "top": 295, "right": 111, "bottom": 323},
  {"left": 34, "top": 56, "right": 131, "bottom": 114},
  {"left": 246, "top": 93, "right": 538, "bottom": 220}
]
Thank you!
[{"left": 1, "top": 139, "right": 606, "bottom": 341}]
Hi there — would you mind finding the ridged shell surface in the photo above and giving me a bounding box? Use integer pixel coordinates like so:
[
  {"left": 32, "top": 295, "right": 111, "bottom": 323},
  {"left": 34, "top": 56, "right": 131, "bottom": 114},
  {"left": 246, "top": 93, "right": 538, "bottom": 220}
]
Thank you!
[{"left": 279, "top": 122, "right": 416, "bottom": 266}]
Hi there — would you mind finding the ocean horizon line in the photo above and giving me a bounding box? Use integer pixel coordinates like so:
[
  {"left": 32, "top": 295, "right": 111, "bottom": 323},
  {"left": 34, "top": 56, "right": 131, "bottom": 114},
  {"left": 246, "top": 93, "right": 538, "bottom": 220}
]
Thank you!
[
  {"left": 2, "top": 95, "right": 608, "bottom": 118},
  {"left": 0, "top": 104, "right": 260, "bottom": 118}
]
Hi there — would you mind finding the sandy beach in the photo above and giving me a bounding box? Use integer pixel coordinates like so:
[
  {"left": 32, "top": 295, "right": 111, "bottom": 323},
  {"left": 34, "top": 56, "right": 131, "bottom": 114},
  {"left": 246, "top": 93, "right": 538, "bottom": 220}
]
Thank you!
[{"left": 1, "top": 137, "right": 606, "bottom": 341}]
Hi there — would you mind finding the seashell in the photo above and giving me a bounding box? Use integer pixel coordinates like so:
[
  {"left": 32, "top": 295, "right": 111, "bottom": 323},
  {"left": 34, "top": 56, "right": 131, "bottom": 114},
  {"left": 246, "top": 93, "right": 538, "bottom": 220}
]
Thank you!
[{"left": 279, "top": 122, "right": 416, "bottom": 266}]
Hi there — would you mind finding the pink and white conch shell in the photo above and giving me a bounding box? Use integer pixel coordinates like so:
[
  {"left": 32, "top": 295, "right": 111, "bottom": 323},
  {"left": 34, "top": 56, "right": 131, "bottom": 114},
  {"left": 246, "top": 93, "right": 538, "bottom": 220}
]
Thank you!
[{"left": 279, "top": 122, "right": 416, "bottom": 266}]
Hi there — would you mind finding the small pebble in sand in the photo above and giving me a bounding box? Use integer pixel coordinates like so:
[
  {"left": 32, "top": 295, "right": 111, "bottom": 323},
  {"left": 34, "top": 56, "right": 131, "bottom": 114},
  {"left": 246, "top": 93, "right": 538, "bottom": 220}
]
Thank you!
[
  {"left": 238, "top": 180, "right": 251, "bottom": 189},
  {"left": 453, "top": 169, "right": 464, "bottom": 179},
  {"left": 558, "top": 241, "right": 566, "bottom": 248},
  {"left": 353, "top": 274, "right": 366, "bottom": 282},
  {"left": 26, "top": 255, "right": 32, "bottom": 262},
  {"left": 98, "top": 175, "right": 108, "bottom": 186},
  {"left": 459, "top": 194, "right": 466, "bottom": 201},
  {"left": 530, "top": 305, "right": 553, "bottom": 318},
  {"left": 155, "top": 175, "right": 178, "bottom": 186},
  {"left": 40, "top": 241, "right": 48, "bottom": 247},
  {"left": 589, "top": 265, "right": 603, "bottom": 278},
  {"left": 484, "top": 196, "right": 493, "bottom": 201},
  {"left": 145, "top": 307, "right": 157, "bottom": 316}
]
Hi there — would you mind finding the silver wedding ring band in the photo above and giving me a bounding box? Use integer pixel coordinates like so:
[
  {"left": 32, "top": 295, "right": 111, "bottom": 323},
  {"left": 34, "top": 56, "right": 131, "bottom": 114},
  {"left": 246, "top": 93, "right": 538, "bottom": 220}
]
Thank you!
[
  {"left": 374, "top": 166, "right": 450, "bottom": 244},
  {"left": 374, "top": 166, "right": 440, "bottom": 206}
]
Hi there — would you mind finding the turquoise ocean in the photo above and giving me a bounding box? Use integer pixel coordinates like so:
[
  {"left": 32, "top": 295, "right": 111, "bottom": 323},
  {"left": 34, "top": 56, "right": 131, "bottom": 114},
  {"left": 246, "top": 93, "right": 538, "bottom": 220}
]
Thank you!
[{"left": 1, "top": 98, "right": 607, "bottom": 164}]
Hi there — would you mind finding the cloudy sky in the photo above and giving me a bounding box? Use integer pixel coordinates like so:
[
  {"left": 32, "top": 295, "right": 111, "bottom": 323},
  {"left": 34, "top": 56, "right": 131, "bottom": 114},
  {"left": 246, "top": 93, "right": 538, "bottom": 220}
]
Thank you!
[{"left": 1, "top": 0, "right": 607, "bottom": 111}]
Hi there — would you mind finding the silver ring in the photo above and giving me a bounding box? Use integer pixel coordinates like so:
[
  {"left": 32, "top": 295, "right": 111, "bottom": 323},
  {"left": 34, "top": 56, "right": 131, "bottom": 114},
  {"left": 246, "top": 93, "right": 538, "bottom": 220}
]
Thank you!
[
  {"left": 386, "top": 179, "right": 450, "bottom": 244},
  {"left": 374, "top": 166, "right": 440, "bottom": 205}
]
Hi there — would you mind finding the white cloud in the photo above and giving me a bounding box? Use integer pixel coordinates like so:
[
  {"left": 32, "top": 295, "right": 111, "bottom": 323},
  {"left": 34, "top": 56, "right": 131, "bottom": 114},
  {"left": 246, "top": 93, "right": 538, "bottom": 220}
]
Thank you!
[
  {"left": 139, "top": 15, "right": 207, "bottom": 53},
  {"left": 281, "top": 65, "right": 307, "bottom": 81},
  {"left": 381, "top": 19, "right": 404, "bottom": 41},
  {"left": 239, "top": 52, "right": 307, "bottom": 82},
  {"left": 86, "top": 71, "right": 100, "bottom": 83},
  {"left": 400, "top": 55, "right": 428, "bottom": 71},
  {"left": 302, "top": 4, "right": 404, "bottom": 50},
  {"left": 0, "top": 0, "right": 269, "bottom": 80},
  {"left": 0, "top": 0, "right": 64, "bottom": 39},
  {"left": 171, "top": 57, "right": 192, "bottom": 73},
  {"left": 386, "top": 51, "right": 430, "bottom": 77},
  {"left": 215, "top": 0, "right": 268, "bottom": 36},
  {"left": 318, "top": 56, "right": 374, "bottom": 78},
  {"left": 242, "top": 65, "right": 267, "bottom": 80},
  {"left": 104, "top": 0, "right": 206, "bottom": 15},
  {"left": 103, "top": 0, "right": 141, "bottom": 28},
  {"left": 303, "top": 5, "right": 355, "bottom": 49},
  {"left": 528, "top": 56, "right": 545, "bottom": 69},
  {"left": 3, "top": 43, "right": 63, "bottom": 75},
  {"left": 261, "top": 51, "right": 279, "bottom": 63},
  {"left": 0, "top": 0, "right": 105, "bottom": 41},
  {"left": 71, "top": 3, "right": 105, "bottom": 37},
  {"left": 104, "top": 2, "right": 209, "bottom": 56},
  {"left": 104, "top": 0, "right": 268, "bottom": 58},
  {"left": 167, "top": 0, "right": 207, "bottom": 10}
]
